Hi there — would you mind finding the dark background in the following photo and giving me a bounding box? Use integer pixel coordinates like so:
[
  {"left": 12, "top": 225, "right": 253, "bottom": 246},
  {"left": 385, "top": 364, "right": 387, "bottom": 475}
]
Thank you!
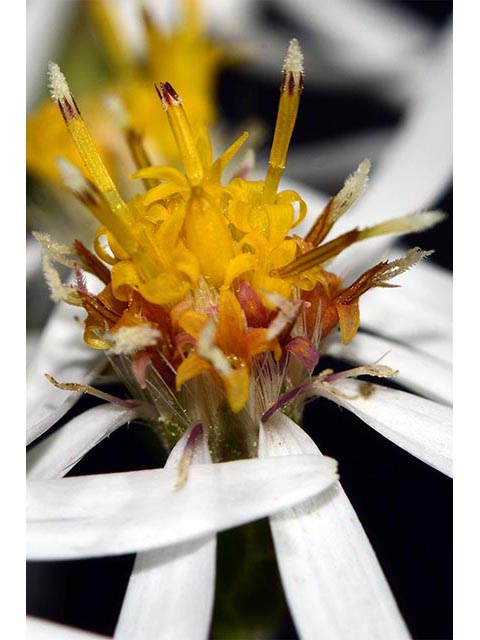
[{"left": 27, "top": 1, "right": 453, "bottom": 638}]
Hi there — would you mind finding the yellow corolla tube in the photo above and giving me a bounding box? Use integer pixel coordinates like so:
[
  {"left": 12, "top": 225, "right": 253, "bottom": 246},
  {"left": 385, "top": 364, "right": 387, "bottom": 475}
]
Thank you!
[
  {"left": 263, "top": 38, "right": 304, "bottom": 203},
  {"left": 47, "top": 62, "right": 158, "bottom": 281}
]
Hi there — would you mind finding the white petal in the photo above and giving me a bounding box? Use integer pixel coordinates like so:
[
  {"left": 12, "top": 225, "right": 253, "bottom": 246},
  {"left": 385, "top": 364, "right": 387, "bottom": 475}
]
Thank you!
[
  {"left": 115, "top": 537, "right": 216, "bottom": 640},
  {"left": 314, "top": 378, "right": 452, "bottom": 477},
  {"left": 329, "top": 28, "right": 452, "bottom": 277},
  {"left": 276, "top": 0, "right": 432, "bottom": 80},
  {"left": 115, "top": 427, "right": 215, "bottom": 640},
  {"left": 26, "top": 236, "right": 42, "bottom": 285},
  {"left": 27, "top": 329, "right": 42, "bottom": 369},
  {"left": 27, "top": 404, "right": 139, "bottom": 480},
  {"left": 359, "top": 261, "right": 452, "bottom": 364},
  {"left": 327, "top": 331, "right": 452, "bottom": 405},
  {"left": 259, "top": 413, "right": 410, "bottom": 640},
  {"left": 27, "top": 454, "right": 337, "bottom": 560},
  {"left": 26, "top": 303, "right": 104, "bottom": 445},
  {"left": 27, "top": 0, "right": 76, "bottom": 108},
  {"left": 384, "top": 257, "right": 452, "bottom": 319},
  {"left": 26, "top": 617, "right": 106, "bottom": 639}
]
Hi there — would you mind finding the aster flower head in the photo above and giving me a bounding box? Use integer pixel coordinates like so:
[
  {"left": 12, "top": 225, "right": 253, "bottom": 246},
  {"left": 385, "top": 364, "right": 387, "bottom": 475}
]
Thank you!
[
  {"left": 41, "top": 39, "right": 442, "bottom": 465},
  {"left": 27, "top": 20, "right": 453, "bottom": 639}
]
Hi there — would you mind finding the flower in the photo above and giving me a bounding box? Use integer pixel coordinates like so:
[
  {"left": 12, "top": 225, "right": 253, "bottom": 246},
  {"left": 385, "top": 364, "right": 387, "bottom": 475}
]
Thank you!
[
  {"left": 27, "top": 26, "right": 452, "bottom": 640},
  {"left": 27, "top": 0, "right": 230, "bottom": 186}
]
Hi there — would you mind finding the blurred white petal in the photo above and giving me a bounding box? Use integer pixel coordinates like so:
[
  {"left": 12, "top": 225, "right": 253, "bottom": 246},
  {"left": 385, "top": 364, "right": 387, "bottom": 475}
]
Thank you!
[
  {"left": 27, "top": 0, "right": 77, "bottom": 108},
  {"left": 26, "top": 617, "right": 106, "bottom": 639},
  {"left": 314, "top": 379, "right": 452, "bottom": 477},
  {"left": 203, "top": 0, "right": 257, "bottom": 34},
  {"left": 26, "top": 236, "right": 42, "bottom": 284},
  {"left": 26, "top": 303, "right": 104, "bottom": 445},
  {"left": 327, "top": 331, "right": 452, "bottom": 405},
  {"left": 390, "top": 257, "right": 452, "bottom": 319},
  {"left": 276, "top": 0, "right": 432, "bottom": 80},
  {"left": 27, "top": 404, "right": 139, "bottom": 480},
  {"left": 26, "top": 330, "right": 42, "bottom": 369},
  {"left": 360, "top": 261, "right": 452, "bottom": 364},
  {"left": 259, "top": 413, "right": 410, "bottom": 639},
  {"left": 27, "top": 454, "right": 337, "bottom": 560},
  {"left": 115, "top": 426, "right": 215, "bottom": 640},
  {"left": 329, "top": 28, "right": 452, "bottom": 276},
  {"left": 115, "top": 537, "right": 215, "bottom": 640}
]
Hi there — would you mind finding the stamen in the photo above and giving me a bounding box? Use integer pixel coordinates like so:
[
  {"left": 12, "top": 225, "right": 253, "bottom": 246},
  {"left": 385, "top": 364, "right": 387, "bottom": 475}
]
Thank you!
[
  {"left": 197, "top": 319, "right": 232, "bottom": 377},
  {"left": 47, "top": 62, "right": 77, "bottom": 113},
  {"left": 33, "top": 231, "right": 78, "bottom": 269},
  {"left": 263, "top": 39, "right": 304, "bottom": 202},
  {"left": 48, "top": 64, "right": 143, "bottom": 260},
  {"left": 358, "top": 210, "right": 446, "bottom": 240},
  {"left": 282, "top": 38, "right": 304, "bottom": 85},
  {"left": 176, "top": 423, "right": 205, "bottom": 490},
  {"left": 367, "top": 247, "right": 434, "bottom": 285},
  {"left": 107, "top": 325, "right": 162, "bottom": 356},
  {"left": 45, "top": 374, "right": 141, "bottom": 409},
  {"left": 49, "top": 66, "right": 161, "bottom": 280},
  {"left": 323, "top": 364, "right": 398, "bottom": 384},
  {"left": 305, "top": 160, "right": 371, "bottom": 246},
  {"left": 277, "top": 208, "right": 442, "bottom": 279},
  {"left": 274, "top": 229, "right": 360, "bottom": 277},
  {"left": 311, "top": 364, "right": 398, "bottom": 400},
  {"left": 41, "top": 255, "right": 81, "bottom": 305},
  {"left": 48, "top": 62, "right": 114, "bottom": 199},
  {"left": 261, "top": 383, "right": 308, "bottom": 423},
  {"left": 73, "top": 240, "right": 111, "bottom": 284},
  {"left": 335, "top": 247, "right": 433, "bottom": 305},
  {"left": 78, "top": 291, "right": 121, "bottom": 325},
  {"left": 265, "top": 293, "right": 303, "bottom": 340},
  {"left": 155, "top": 82, "right": 204, "bottom": 185}
]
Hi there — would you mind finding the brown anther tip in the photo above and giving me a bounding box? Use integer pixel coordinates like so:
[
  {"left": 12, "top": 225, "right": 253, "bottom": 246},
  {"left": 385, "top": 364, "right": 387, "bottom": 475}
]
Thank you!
[
  {"left": 154, "top": 83, "right": 167, "bottom": 110},
  {"left": 155, "top": 82, "right": 182, "bottom": 109},
  {"left": 164, "top": 82, "right": 181, "bottom": 104},
  {"left": 283, "top": 71, "right": 304, "bottom": 96},
  {"left": 280, "top": 70, "right": 304, "bottom": 96},
  {"left": 288, "top": 73, "right": 295, "bottom": 95},
  {"left": 63, "top": 98, "right": 76, "bottom": 119},
  {"left": 60, "top": 96, "right": 80, "bottom": 122}
]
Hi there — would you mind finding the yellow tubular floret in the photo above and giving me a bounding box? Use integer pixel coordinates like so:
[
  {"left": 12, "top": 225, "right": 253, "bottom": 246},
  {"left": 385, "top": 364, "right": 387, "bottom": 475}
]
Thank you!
[
  {"left": 156, "top": 82, "right": 204, "bottom": 185},
  {"left": 263, "top": 39, "right": 304, "bottom": 202},
  {"left": 184, "top": 189, "right": 234, "bottom": 287},
  {"left": 47, "top": 62, "right": 158, "bottom": 281}
]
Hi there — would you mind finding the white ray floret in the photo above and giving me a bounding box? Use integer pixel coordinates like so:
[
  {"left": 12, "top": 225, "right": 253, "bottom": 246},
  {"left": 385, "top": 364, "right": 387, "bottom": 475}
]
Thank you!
[
  {"left": 259, "top": 414, "right": 411, "bottom": 639},
  {"left": 314, "top": 378, "right": 452, "bottom": 476},
  {"left": 27, "top": 617, "right": 105, "bottom": 639},
  {"left": 27, "top": 454, "right": 338, "bottom": 560},
  {"left": 26, "top": 302, "right": 104, "bottom": 445},
  {"left": 328, "top": 331, "right": 452, "bottom": 405},
  {"left": 27, "top": 404, "right": 139, "bottom": 480},
  {"left": 115, "top": 426, "right": 216, "bottom": 640}
]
